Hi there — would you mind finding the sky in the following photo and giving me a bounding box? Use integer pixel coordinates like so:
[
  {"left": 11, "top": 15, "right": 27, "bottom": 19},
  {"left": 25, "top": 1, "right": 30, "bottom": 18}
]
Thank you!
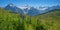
[{"left": 0, "top": 0, "right": 60, "bottom": 7}]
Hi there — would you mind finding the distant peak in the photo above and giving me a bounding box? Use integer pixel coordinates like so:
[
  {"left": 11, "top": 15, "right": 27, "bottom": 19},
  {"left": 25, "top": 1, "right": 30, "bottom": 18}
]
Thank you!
[
  {"left": 19, "top": 5, "right": 32, "bottom": 10},
  {"left": 8, "top": 3, "right": 14, "bottom": 7}
]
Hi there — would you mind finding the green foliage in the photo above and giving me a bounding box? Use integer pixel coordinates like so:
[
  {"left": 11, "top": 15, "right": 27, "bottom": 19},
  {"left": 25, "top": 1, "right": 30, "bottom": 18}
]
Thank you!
[{"left": 0, "top": 8, "right": 60, "bottom": 30}]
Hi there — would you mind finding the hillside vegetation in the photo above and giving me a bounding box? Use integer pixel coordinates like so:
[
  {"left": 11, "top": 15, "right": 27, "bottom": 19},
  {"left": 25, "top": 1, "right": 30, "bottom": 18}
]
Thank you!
[{"left": 0, "top": 8, "right": 60, "bottom": 30}]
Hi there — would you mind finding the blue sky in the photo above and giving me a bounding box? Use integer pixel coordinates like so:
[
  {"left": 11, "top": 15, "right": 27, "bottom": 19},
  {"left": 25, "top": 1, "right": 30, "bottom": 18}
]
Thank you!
[{"left": 0, "top": 0, "right": 60, "bottom": 7}]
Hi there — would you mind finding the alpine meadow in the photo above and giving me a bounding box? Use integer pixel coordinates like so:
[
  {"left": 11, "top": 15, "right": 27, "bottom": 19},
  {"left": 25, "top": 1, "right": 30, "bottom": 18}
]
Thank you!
[{"left": 0, "top": 0, "right": 60, "bottom": 30}]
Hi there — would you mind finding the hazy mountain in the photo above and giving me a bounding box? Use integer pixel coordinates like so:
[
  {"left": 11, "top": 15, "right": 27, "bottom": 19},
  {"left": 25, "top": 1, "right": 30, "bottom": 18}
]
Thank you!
[
  {"left": 28, "top": 7, "right": 40, "bottom": 16},
  {"left": 46, "top": 5, "right": 60, "bottom": 11},
  {"left": 4, "top": 4, "right": 60, "bottom": 16},
  {"left": 4, "top": 3, "right": 24, "bottom": 14},
  {"left": 38, "top": 5, "right": 60, "bottom": 14},
  {"left": 19, "top": 5, "right": 31, "bottom": 14}
]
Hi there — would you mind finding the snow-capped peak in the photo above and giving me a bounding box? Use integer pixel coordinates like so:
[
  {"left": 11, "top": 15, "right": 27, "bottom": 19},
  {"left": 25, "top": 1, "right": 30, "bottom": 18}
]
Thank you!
[
  {"left": 37, "top": 7, "right": 48, "bottom": 10},
  {"left": 19, "top": 7, "right": 30, "bottom": 10},
  {"left": 8, "top": 3, "right": 14, "bottom": 7},
  {"left": 19, "top": 5, "right": 31, "bottom": 10}
]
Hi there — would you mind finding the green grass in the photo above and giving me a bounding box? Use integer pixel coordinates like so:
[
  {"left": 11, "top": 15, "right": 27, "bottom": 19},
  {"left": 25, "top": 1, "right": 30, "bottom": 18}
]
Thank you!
[{"left": 0, "top": 8, "right": 60, "bottom": 30}]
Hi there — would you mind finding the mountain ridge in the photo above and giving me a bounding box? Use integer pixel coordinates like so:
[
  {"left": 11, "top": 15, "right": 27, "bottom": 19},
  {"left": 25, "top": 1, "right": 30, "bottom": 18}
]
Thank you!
[{"left": 4, "top": 4, "right": 60, "bottom": 16}]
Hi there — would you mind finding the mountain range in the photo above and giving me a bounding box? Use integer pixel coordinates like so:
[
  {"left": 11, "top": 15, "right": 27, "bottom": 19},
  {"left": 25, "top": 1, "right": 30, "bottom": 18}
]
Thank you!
[{"left": 4, "top": 3, "right": 60, "bottom": 16}]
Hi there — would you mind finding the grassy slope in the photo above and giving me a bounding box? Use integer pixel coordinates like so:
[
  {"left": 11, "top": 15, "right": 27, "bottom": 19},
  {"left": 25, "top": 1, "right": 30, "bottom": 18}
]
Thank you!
[
  {"left": 0, "top": 8, "right": 23, "bottom": 30},
  {"left": 0, "top": 8, "right": 60, "bottom": 30},
  {"left": 38, "top": 9, "right": 60, "bottom": 30}
]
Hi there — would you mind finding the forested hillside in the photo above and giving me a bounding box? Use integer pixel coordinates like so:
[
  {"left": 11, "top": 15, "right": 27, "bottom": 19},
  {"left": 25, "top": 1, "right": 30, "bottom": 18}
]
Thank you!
[{"left": 0, "top": 8, "right": 60, "bottom": 30}]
